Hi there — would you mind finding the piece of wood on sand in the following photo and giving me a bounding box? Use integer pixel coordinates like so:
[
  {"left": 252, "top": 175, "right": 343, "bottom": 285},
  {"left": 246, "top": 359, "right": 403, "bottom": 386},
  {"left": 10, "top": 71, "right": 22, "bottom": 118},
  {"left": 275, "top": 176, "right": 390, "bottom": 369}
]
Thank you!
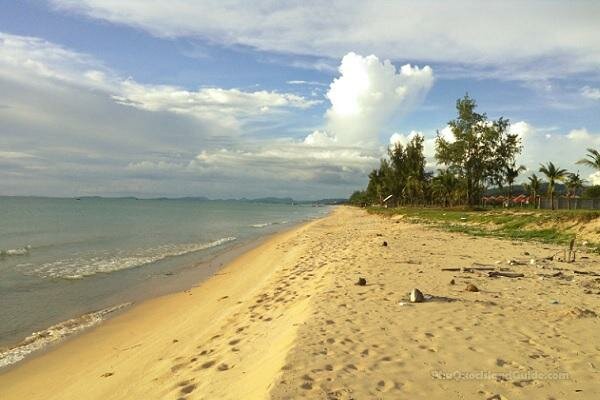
[
  {"left": 488, "top": 271, "right": 525, "bottom": 278},
  {"left": 441, "top": 266, "right": 495, "bottom": 272}
]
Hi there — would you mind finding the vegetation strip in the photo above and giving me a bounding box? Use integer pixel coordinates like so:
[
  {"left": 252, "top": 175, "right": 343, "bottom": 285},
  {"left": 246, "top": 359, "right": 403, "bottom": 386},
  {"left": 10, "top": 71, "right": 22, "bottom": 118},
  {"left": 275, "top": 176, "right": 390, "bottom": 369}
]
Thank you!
[{"left": 368, "top": 206, "right": 600, "bottom": 252}]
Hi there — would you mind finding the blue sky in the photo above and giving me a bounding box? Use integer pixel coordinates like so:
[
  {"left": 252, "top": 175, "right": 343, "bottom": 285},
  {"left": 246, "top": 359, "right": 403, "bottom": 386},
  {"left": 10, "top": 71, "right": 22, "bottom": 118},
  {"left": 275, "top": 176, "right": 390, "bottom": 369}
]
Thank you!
[{"left": 1, "top": 1, "right": 599, "bottom": 198}]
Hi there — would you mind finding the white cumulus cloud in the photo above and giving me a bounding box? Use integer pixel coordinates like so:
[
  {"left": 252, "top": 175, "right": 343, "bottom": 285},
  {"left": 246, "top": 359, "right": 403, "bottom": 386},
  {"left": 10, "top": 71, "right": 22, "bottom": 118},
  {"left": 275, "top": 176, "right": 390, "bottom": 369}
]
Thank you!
[{"left": 318, "top": 52, "right": 433, "bottom": 146}]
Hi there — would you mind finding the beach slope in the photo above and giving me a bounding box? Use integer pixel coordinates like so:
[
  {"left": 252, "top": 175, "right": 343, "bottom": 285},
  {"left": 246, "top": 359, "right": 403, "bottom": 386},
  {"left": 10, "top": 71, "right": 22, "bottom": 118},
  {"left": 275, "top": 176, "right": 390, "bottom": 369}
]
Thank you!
[{"left": 1, "top": 206, "right": 599, "bottom": 399}]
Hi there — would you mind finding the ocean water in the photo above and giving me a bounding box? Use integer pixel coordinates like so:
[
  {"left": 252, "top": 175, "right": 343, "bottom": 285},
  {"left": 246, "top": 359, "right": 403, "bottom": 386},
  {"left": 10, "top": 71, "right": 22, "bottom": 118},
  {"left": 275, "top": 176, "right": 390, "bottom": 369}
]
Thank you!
[{"left": 0, "top": 197, "right": 328, "bottom": 367}]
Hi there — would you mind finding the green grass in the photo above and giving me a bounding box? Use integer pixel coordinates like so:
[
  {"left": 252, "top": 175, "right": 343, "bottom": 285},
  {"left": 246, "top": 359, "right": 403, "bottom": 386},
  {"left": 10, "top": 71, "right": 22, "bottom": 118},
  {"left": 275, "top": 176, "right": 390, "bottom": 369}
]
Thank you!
[{"left": 367, "top": 206, "right": 600, "bottom": 250}]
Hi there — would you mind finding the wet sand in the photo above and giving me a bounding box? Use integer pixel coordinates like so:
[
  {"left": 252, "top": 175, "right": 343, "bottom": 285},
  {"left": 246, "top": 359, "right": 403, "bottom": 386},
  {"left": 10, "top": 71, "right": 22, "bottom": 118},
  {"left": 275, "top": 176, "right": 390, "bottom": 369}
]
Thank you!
[{"left": 1, "top": 206, "right": 599, "bottom": 399}]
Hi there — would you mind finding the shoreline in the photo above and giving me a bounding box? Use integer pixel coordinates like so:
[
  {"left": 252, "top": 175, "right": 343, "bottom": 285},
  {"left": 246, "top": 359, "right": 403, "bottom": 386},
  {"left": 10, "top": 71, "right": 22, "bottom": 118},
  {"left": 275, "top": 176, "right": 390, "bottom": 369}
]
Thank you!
[
  {"left": 1, "top": 206, "right": 598, "bottom": 399},
  {"left": 0, "top": 211, "right": 329, "bottom": 399},
  {"left": 0, "top": 214, "right": 327, "bottom": 372}
]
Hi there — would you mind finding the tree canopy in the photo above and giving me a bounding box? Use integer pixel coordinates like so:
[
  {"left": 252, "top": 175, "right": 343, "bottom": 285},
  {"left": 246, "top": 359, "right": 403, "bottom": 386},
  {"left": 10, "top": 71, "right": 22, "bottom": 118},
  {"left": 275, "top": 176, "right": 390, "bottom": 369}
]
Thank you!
[{"left": 435, "top": 95, "right": 521, "bottom": 206}]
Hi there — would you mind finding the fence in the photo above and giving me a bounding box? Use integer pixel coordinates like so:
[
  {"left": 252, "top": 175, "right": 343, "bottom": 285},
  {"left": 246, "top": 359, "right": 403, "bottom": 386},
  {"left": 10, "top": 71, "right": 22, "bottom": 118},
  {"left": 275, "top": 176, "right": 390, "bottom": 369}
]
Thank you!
[{"left": 538, "top": 197, "right": 600, "bottom": 210}]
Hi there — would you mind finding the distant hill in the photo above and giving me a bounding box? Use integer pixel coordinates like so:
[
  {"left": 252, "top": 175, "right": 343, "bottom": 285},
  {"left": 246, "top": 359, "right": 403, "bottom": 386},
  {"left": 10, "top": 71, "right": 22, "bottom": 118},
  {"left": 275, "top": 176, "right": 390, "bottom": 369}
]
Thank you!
[
  {"left": 237, "top": 197, "right": 347, "bottom": 205},
  {"left": 1, "top": 195, "right": 345, "bottom": 204}
]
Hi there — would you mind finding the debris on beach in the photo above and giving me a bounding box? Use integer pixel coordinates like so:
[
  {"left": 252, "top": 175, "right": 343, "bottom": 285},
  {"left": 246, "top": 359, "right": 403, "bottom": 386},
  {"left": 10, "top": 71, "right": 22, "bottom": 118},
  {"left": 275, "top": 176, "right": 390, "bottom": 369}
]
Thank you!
[
  {"left": 507, "top": 258, "right": 528, "bottom": 266},
  {"left": 409, "top": 288, "right": 424, "bottom": 303},
  {"left": 488, "top": 271, "right": 525, "bottom": 278},
  {"left": 449, "top": 279, "right": 455, "bottom": 285},
  {"left": 560, "top": 307, "right": 597, "bottom": 319},
  {"left": 465, "top": 283, "right": 479, "bottom": 292},
  {"left": 382, "top": 241, "right": 388, "bottom": 247},
  {"left": 357, "top": 277, "right": 367, "bottom": 286}
]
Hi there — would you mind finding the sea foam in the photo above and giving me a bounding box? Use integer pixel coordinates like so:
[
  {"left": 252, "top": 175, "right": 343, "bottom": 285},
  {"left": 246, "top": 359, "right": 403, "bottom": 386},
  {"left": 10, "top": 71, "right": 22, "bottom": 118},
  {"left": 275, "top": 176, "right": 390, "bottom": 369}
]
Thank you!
[
  {"left": 0, "top": 245, "right": 31, "bottom": 257},
  {"left": 29, "top": 237, "right": 236, "bottom": 279},
  {"left": 0, "top": 303, "right": 130, "bottom": 369}
]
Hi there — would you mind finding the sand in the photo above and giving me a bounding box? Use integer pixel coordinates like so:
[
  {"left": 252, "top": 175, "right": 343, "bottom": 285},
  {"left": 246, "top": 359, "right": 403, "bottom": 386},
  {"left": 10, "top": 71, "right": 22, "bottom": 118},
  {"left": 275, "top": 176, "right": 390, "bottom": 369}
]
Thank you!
[{"left": 1, "top": 206, "right": 599, "bottom": 399}]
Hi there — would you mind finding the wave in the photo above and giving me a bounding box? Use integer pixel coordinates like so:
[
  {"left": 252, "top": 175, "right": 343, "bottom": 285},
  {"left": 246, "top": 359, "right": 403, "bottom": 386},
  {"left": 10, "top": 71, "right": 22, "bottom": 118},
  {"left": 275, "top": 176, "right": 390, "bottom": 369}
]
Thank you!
[
  {"left": 250, "top": 220, "right": 290, "bottom": 228},
  {"left": 250, "top": 223, "right": 271, "bottom": 228},
  {"left": 0, "top": 303, "right": 130, "bottom": 369},
  {"left": 0, "top": 245, "right": 31, "bottom": 257},
  {"left": 28, "top": 237, "right": 236, "bottom": 279}
]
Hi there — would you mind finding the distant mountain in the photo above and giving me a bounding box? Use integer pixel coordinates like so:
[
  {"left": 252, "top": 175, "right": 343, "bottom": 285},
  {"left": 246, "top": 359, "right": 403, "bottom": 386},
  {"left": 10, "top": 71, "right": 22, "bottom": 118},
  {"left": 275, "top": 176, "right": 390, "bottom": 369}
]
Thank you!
[
  {"left": 235, "top": 197, "right": 347, "bottom": 205},
  {"left": 13, "top": 195, "right": 344, "bottom": 204},
  {"left": 170, "top": 196, "right": 210, "bottom": 201},
  {"left": 243, "top": 197, "right": 295, "bottom": 204},
  {"left": 308, "top": 198, "right": 347, "bottom": 205}
]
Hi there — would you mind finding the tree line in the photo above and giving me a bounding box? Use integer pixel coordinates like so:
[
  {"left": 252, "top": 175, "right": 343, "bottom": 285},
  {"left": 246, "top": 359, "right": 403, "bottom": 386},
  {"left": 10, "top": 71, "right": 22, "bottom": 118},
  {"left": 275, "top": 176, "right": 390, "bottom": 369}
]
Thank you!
[{"left": 350, "top": 94, "right": 599, "bottom": 209}]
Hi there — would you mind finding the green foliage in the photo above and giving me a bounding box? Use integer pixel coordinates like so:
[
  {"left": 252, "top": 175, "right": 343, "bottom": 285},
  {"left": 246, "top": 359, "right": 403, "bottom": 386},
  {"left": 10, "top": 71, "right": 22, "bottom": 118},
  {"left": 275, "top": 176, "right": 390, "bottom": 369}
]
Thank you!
[
  {"left": 504, "top": 162, "right": 526, "bottom": 201},
  {"left": 361, "top": 134, "right": 429, "bottom": 206},
  {"left": 435, "top": 94, "right": 522, "bottom": 206},
  {"left": 565, "top": 172, "right": 584, "bottom": 196},
  {"left": 583, "top": 185, "right": 600, "bottom": 199},
  {"left": 539, "top": 162, "right": 569, "bottom": 210},
  {"left": 576, "top": 148, "right": 600, "bottom": 171},
  {"left": 349, "top": 190, "right": 369, "bottom": 206},
  {"left": 349, "top": 95, "right": 600, "bottom": 210},
  {"left": 368, "top": 206, "right": 600, "bottom": 249},
  {"left": 528, "top": 173, "right": 541, "bottom": 202}
]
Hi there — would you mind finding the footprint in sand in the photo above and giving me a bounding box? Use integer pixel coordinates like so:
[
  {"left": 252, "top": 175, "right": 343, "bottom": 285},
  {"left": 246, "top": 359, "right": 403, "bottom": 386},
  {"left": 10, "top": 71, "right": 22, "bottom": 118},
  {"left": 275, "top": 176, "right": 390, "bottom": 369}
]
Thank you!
[
  {"left": 180, "top": 383, "right": 196, "bottom": 394},
  {"left": 200, "top": 360, "right": 216, "bottom": 369}
]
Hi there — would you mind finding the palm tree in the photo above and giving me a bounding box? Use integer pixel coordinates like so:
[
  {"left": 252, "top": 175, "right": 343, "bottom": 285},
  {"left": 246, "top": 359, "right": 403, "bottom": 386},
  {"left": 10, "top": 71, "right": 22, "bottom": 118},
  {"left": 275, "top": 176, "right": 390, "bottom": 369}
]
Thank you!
[
  {"left": 539, "top": 162, "right": 569, "bottom": 210},
  {"left": 566, "top": 172, "right": 585, "bottom": 209},
  {"left": 432, "top": 169, "right": 458, "bottom": 207},
  {"left": 505, "top": 163, "right": 526, "bottom": 206},
  {"left": 528, "top": 173, "right": 542, "bottom": 209},
  {"left": 576, "top": 148, "right": 600, "bottom": 171}
]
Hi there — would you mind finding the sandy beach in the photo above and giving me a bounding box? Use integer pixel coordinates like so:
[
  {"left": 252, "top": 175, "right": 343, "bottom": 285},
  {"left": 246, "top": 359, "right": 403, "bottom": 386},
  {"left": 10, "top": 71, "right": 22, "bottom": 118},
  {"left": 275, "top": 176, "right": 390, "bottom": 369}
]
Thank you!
[{"left": 1, "top": 206, "right": 599, "bottom": 399}]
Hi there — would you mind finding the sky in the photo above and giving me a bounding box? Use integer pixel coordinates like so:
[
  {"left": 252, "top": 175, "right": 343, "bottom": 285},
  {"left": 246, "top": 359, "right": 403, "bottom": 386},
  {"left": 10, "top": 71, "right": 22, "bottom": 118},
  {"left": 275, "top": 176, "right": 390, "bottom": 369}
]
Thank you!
[{"left": 1, "top": 0, "right": 599, "bottom": 199}]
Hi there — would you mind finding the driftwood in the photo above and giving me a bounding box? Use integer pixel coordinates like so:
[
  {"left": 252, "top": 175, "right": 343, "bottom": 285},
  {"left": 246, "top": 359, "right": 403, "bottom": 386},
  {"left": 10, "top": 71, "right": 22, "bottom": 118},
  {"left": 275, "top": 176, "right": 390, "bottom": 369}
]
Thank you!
[
  {"left": 472, "top": 263, "right": 497, "bottom": 268},
  {"left": 488, "top": 271, "right": 525, "bottom": 278},
  {"left": 537, "top": 271, "right": 564, "bottom": 278},
  {"left": 441, "top": 267, "right": 495, "bottom": 272},
  {"left": 545, "top": 238, "right": 577, "bottom": 263},
  {"left": 507, "top": 259, "right": 529, "bottom": 266},
  {"left": 573, "top": 270, "right": 600, "bottom": 277},
  {"left": 544, "top": 250, "right": 563, "bottom": 261}
]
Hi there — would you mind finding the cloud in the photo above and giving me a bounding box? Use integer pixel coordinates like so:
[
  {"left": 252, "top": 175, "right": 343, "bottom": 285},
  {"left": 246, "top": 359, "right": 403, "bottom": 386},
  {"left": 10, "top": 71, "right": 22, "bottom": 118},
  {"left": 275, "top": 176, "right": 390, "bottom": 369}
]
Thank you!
[
  {"left": 51, "top": 0, "right": 600, "bottom": 78},
  {"left": 509, "top": 121, "right": 533, "bottom": 139},
  {"left": 0, "top": 32, "right": 317, "bottom": 133},
  {"left": 588, "top": 172, "right": 600, "bottom": 185},
  {"left": 0, "top": 32, "right": 379, "bottom": 198},
  {"left": 437, "top": 126, "right": 455, "bottom": 143},
  {"left": 286, "top": 80, "right": 327, "bottom": 86},
  {"left": 384, "top": 122, "right": 600, "bottom": 179},
  {"left": 123, "top": 140, "right": 381, "bottom": 196},
  {"left": 321, "top": 53, "right": 433, "bottom": 145},
  {"left": 567, "top": 128, "right": 597, "bottom": 142},
  {"left": 114, "top": 81, "right": 320, "bottom": 131},
  {"left": 0, "top": 151, "right": 36, "bottom": 159},
  {"left": 304, "top": 130, "right": 337, "bottom": 146},
  {"left": 581, "top": 86, "right": 600, "bottom": 100},
  {"left": 512, "top": 123, "right": 600, "bottom": 183},
  {"left": 0, "top": 32, "right": 324, "bottom": 197}
]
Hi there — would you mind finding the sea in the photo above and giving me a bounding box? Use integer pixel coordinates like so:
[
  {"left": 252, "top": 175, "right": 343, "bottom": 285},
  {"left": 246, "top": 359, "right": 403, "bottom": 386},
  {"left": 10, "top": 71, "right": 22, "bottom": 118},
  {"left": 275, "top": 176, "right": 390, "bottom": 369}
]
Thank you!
[{"left": 0, "top": 196, "right": 329, "bottom": 368}]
